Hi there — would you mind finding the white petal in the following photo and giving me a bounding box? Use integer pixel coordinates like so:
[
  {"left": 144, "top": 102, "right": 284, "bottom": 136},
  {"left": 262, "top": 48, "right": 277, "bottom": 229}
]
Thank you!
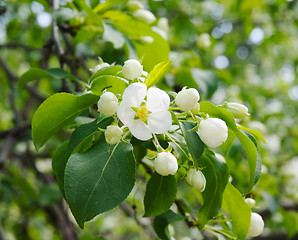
[
  {"left": 148, "top": 110, "right": 172, "bottom": 134},
  {"left": 117, "top": 100, "right": 135, "bottom": 126},
  {"left": 127, "top": 120, "right": 152, "bottom": 141},
  {"left": 146, "top": 87, "right": 170, "bottom": 112},
  {"left": 122, "top": 82, "right": 147, "bottom": 108}
]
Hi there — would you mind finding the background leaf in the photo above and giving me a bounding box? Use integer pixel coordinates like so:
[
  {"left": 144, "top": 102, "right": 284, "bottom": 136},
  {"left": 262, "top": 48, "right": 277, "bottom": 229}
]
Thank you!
[
  {"left": 143, "top": 172, "right": 177, "bottom": 217},
  {"left": 32, "top": 93, "right": 99, "bottom": 150},
  {"left": 198, "top": 150, "right": 230, "bottom": 228},
  {"left": 222, "top": 182, "right": 251, "bottom": 240},
  {"left": 64, "top": 141, "right": 136, "bottom": 229}
]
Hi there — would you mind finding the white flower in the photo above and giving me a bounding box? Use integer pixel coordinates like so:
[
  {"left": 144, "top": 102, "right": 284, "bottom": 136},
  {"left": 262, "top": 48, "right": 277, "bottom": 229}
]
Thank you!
[
  {"left": 226, "top": 102, "right": 250, "bottom": 119},
  {"left": 247, "top": 212, "right": 264, "bottom": 237},
  {"left": 127, "top": 0, "right": 144, "bottom": 11},
  {"left": 133, "top": 9, "right": 156, "bottom": 24},
  {"left": 245, "top": 198, "right": 256, "bottom": 208},
  {"left": 197, "top": 118, "right": 228, "bottom": 148},
  {"left": 154, "top": 152, "right": 178, "bottom": 176},
  {"left": 105, "top": 125, "right": 123, "bottom": 144},
  {"left": 140, "top": 36, "right": 154, "bottom": 44},
  {"left": 117, "top": 83, "right": 172, "bottom": 141},
  {"left": 175, "top": 88, "right": 200, "bottom": 111},
  {"left": 90, "top": 62, "right": 110, "bottom": 73},
  {"left": 98, "top": 92, "right": 118, "bottom": 116},
  {"left": 122, "top": 59, "right": 143, "bottom": 80},
  {"left": 186, "top": 169, "right": 206, "bottom": 192},
  {"left": 196, "top": 33, "right": 211, "bottom": 49}
]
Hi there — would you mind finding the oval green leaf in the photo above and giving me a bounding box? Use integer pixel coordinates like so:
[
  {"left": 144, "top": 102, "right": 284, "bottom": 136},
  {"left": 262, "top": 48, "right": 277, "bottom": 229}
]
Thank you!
[
  {"left": 144, "top": 60, "right": 171, "bottom": 88},
  {"left": 90, "top": 75, "right": 128, "bottom": 96},
  {"left": 89, "top": 65, "right": 122, "bottom": 83}
]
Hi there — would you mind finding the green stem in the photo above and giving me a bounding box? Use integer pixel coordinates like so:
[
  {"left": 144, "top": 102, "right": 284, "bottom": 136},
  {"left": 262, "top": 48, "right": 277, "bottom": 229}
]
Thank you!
[{"left": 165, "top": 133, "right": 189, "bottom": 160}]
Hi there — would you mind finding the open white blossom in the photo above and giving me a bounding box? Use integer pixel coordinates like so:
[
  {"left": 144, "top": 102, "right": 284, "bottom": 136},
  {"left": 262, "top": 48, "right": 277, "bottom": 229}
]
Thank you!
[
  {"left": 133, "top": 9, "right": 156, "bottom": 24},
  {"left": 247, "top": 212, "right": 264, "bottom": 237},
  {"left": 98, "top": 92, "right": 118, "bottom": 116},
  {"left": 197, "top": 118, "right": 228, "bottom": 148},
  {"left": 117, "top": 83, "right": 172, "bottom": 141},
  {"left": 175, "top": 88, "right": 200, "bottom": 111},
  {"left": 154, "top": 152, "right": 178, "bottom": 176},
  {"left": 122, "top": 59, "right": 143, "bottom": 80},
  {"left": 105, "top": 125, "right": 123, "bottom": 145},
  {"left": 186, "top": 169, "right": 206, "bottom": 192}
]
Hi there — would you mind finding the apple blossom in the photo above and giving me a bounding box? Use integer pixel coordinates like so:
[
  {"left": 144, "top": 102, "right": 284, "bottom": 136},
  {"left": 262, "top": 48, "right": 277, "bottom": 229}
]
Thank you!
[
  {"left": 186, "top": 169, "right": 206, "bottom": 192},
  {"left": 197, "top": 118, "right": 228, "bottom": 148},
  {"left": 247, "top": 212, "right": 264, "bottom": 237},
  {"left": 105, "top": 125, "right": 123, "bottom": 145},
  {"left": 89, "top": 62, "right": 110, "bottom": 73},
  {"left": 122, "top": 59, "right": 143, "bottom": 80},
  {"left": 245, "top": 198, "right": 256, "bottom": 208},
  {"left": 127, "top": 0, "right": 144, "bottom": 11},
  {"left": 133, "top": 9, "right": 156, "bottom": 24},
  {"left": 98, "top": 92, "right": 118, "bottom": 116},
  {"left": 226, "top": 102, "right": 250, "bottom": 119},
  {"left": 154, "top": 152, "right": 178, "bottom": 176},
  {"left": 117, "top": 83, "right": 172, "bottom": 141},
  {"left": 196, "top": 33, "right": 211, "bottom": 49},
  {"left": 190, "top": 102, "right": 200, "bottom": 115},
  {"left": 175, "top": 88, "right": 200, "bottom": 111}
]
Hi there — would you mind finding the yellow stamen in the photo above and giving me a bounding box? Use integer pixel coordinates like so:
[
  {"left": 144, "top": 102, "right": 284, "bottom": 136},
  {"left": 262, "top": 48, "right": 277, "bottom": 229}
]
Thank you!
[{"left": 136, "top": 106, "right": 148, "bottom": 122}]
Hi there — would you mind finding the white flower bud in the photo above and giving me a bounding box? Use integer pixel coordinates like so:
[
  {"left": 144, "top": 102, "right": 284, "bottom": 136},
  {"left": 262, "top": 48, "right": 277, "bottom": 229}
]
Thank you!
[
  {"left": 197, "top": 118, "right": 228, "bottom": 148},
  {"left": 122, "top": 59, "right": 143, "bottom": 80},
  {"left": 214, "top": 153, "right": 226, "bottom": 163},
  {"left": 245, "top": 198, "right": 256, "bottom": 208},
  {"left": 105, "top": 125, "right": 123, "bottom": 145},
  {"left": 133, "top": 9, "right": 156, "bottom": 24},
  {"left": 139, "top": 36, "right": 154, "bottom": 44},
  {"left": 98, "top": 92, "right": 118, "bottom": 116},
  {"left": 196, "top": 33, "right": 211, "bottom": 49},
  {"left": 186, "top": 169, "right": 206, "bottom": 192},
  {"left": 175, "top": 88, "right": 200, "bottom": 111},
  {"left": 90, "top": 62, "right": 110, "bottom": 73},
  {"left": 247, "top": 212, "right": 264, "bottom": 237},
  {"left": 226, "top": 102, "right": 250, "bottom": 119},
  {"left": 157, "top": 17, "right": 169, "bottom": 33},
  {"left": 127, "top": 0, "right": 144, "bottom": 11},
  {"left": 190, "top": 102, "right": 200, "bottom": 115},
  {"left": 154, "top": 152, "right": 178, "bottom": 176}
]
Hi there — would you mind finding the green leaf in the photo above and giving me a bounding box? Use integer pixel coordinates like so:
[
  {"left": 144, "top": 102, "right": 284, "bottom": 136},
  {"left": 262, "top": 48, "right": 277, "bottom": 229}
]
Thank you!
[
  {"left": 143, "top": 172, "right": 177, "bottom": 217},
  {"left": 89, "top": 65, "right": 122, "bottom": 83},
  {"left": 32, "top": 93, "right": 99, "bottom": 151},
  {"left": 222, "top": 183, "right": 251, "bottom": 240},
  {"left": 237, "top": 124, "right": 266, "bottom": 143},
  {"left": 181, "top": 122, "right": 204, "bottom": 168},
  {"left": 144, "top": 60, "right": 171, "bottom": 88},
  {"left": 64, "top": 141, "right": 136, "bottom": 229},
  {"left": 200, "top": 102, "right": 261, "bottom": 193},
  {"left": 52, "top": 141, "right": 69, "bottom": 196},
  {"left": 90, "top": 75, "right": 128, "bottom": 96},
  {"left": 198, "top": 151, "right": 229, "bottom": 228},
  {"left": 153, "top": 210, "right": 185, "bottom": 240},
  {"left": 220, "top": 130, "right": 236, "bottom": 156},
  {"left": 66, "top": 117, "right": 113, "bottom": 158},
  {"left": 18, "top": 68, "right": 79, "bottom": 88},
  {"left": 38, "top": 184, "right": 62, "bottom": 207}
]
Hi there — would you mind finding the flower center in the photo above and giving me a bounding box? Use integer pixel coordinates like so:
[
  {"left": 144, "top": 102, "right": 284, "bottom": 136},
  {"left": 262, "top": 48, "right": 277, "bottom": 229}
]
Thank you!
[{"left": 135, "top": 106, "right": 148, "bottom": 122}]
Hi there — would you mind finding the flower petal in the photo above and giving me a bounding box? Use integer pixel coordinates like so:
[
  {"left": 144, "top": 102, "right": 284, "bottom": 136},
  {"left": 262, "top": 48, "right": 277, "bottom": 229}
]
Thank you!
[
  {"left": 146, "top": 87, "right": 170, "bottom": 112},
  {"left": 148, "top": 110, "right": 172, "bottom": 134},
  {"left": 127, "top": 120, "right": 152, "bottom": 141},
  {"left": 117, "top": 100, "right": 135, "bottom": 126},
  {"left": 122, "top": 82, "right": 147, "bottom": 108}
]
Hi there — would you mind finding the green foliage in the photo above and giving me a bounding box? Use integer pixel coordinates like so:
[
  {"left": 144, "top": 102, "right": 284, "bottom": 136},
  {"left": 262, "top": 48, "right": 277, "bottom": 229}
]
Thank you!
[
  {"left": 143, "top": 173, "right": 177, "bottom": 217},
  {"left": 144, "top": 60, "right": 172, "bottom": 88},
  {"left": 90, "top": 75, "right": 128, "bottom": 95},
  {"left": 64, "top": 141, "right": 136, "bottom": 229}
]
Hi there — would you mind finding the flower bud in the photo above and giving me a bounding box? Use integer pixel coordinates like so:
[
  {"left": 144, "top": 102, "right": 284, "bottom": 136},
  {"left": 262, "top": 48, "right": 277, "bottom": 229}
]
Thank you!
[
  {"left": 226, "top": 102, "right": 250, "bottom": 119},
  {"left": 247, "top": 212, "right": 264, "bottom": 237},
  {"left": 139, "top": 36, "right": 154, "bottom": 44},
  {"left": 127, "top": 0, "right": 144, "bottom": 11},
  {"left": 197, "top": 118, "right": 228, "bottom": 148},
  {"left": 175, "top": 88, "right": 200, "bottom": 111},
  {"left": 98, "top": 92, "right": 118, "bottom": 115},
  {"left": 105, "top": 125, "right": 123, "bottom": 145},
  {"left": 245, "top": 198, "right": 256, "bottom": 208},
  {"left": 190, "top": 102, "right": 200, "bottom": 115},
  {"left": 196, "top": 33, "right": 211, "bottom": 49},
  {"left": 154, "top": 152, "right": 178, "bottom": 176},
  {"left": 90, "top": 62, "right": 110, "bottom": 73},
  {"left": 157, "top": 17, "right": 169, "bottom": 33},
  {"left": 122, "top": 59, "right": 143, "bottom": 80},
  {"left": 133, "top": 9, "right": 156, "bottom": 24},
  {"left": 186, "top": 169, "right": 206, "bottom": 192}
]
